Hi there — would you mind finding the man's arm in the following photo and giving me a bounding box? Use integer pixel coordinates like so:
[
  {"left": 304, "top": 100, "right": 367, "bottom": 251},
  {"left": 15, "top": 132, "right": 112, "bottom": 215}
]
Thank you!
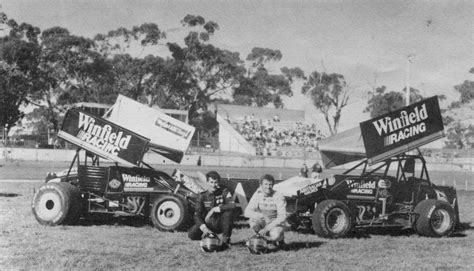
[
  {"left": 218, "top": 189, "right": 236, "bottom": 212},
  {"left": 244, "top": 191, "right": 263, "bottom": 220},
  {"left": 194, "top": 193, "right": 206, "bottom": 226}
]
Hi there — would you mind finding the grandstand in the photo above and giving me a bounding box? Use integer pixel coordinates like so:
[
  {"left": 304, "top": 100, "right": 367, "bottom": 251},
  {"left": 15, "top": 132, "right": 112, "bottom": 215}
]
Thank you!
[{"left": 213, "top": 104, "right": 324, "bottom": 158}]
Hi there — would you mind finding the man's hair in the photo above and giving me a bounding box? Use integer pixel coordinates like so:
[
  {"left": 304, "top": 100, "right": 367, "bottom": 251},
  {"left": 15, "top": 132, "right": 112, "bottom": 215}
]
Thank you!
[
  {"left": 206, "top": 171, "right": 221, "bottom": 182},
  {"left": 260, "top": 174, "right": 275, "bottom": 185}
]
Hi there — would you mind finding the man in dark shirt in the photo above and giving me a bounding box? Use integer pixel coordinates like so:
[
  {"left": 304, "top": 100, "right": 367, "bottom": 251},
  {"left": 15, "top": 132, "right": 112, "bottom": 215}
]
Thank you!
[{"left": 188, "top": 171, "right": 235, "bottom": 247}]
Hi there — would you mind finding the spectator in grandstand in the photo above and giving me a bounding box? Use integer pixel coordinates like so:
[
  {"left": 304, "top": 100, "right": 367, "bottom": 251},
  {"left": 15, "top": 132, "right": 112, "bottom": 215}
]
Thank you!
[
  {"left": 197, "top": 156, "right": 202, "bottom": 166},
  {"left": 299, "top": 163, "right": 309, "bottom": 178},
  {"left": 188, "top": 171, "right": 236, "bottom": 249},
  {"left": 245, "top": 174, "right": 288, "bottom": 250},
  {"left": 311, "top": 163, "right": 323, "bottom": 180},
  {"left": 273, "top": 114, "right": 280, "bottom": 122}
]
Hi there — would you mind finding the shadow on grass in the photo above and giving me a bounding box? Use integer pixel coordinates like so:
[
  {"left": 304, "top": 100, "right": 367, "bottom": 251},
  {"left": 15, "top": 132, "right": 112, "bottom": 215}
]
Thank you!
[
  {"left": 231, "top": 239, "right": 325, "bottom": 252},
  {"left": 451, "top": 222, "right": 473, "bottom": 237},
  {"left": 282, "top": 241, "right": 325, "bottom": 251},
  {"left": 351, "top": 227, "right": 415, "bottom": 239},
  {"left": 0, "top": 193, "right": 21, "bottom": 197},
  {"left": 78, "top": 215, "right": 151, "bottom": 228},
  {"left": 351, "top": 222, "right": 473, "bottom": 238}
]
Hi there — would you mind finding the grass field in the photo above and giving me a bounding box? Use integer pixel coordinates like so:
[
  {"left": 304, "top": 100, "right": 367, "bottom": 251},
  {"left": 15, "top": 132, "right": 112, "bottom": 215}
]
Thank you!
[{"left": 1, "top": 161, "right": 474, "bottom": 270}]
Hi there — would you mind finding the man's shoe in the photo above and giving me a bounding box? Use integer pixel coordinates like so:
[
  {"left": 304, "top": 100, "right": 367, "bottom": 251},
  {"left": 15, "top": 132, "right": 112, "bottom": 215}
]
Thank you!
[
  {"left": 220, "top": 241, "right": 231, "bottom": 251},
  {"left": 275, "top": 240, "right": 289, "bottom": 251},
  {"left": 266, "top": 241, "right": 277, "bottom": 251}
]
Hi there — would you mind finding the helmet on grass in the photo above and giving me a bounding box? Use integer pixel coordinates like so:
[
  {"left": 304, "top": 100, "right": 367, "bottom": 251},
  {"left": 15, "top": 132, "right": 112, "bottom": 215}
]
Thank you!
[
  {"left": 246, "top": 235, "right": 268, "bottom": 255},
  {"left": 200, "top": 232, "right": 221, "bottom": 252}
]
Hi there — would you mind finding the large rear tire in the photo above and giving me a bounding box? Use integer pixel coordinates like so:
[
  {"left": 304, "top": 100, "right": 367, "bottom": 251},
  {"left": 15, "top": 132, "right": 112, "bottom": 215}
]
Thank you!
[
  {"left": 414, "top": 199, "right": 455, "bottom": 237},
  {"left": 150, "top": 195, "right": 190, "bottom": 231},
  {"left": 32, "top": 182, "right": 82, "bottom": 225},
  {"left": 312, "top": 200, "right": 353, "bottom": 238}
]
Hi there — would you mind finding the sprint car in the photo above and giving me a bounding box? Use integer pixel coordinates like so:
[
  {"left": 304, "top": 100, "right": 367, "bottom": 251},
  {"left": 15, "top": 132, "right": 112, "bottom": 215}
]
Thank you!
[
  {"left": 32, "top": 96, "right": 202, "bottom": 231},
  {"left": 286, "top": 152, "right": 459, "bottom": 238},
  {"left": 284, "top": 96, "right": 459, "bottom": 238}
]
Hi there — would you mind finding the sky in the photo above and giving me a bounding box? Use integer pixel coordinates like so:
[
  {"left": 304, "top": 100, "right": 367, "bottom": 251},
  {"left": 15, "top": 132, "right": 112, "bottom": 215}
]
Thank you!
[{"left": 1, "top": 0, "right": 473, "bottom": 129}]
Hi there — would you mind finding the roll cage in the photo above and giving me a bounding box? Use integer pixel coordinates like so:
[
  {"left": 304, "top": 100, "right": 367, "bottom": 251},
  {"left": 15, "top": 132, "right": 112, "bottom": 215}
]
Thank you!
[{"left": 343, "top": 148, "right": 432, "bottom": 185}]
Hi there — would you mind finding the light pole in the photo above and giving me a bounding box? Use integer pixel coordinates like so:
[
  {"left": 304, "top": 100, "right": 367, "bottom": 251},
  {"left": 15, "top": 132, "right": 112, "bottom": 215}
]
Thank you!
[{"left": 406, "top": 54, "right": 415, "bottom": 106}]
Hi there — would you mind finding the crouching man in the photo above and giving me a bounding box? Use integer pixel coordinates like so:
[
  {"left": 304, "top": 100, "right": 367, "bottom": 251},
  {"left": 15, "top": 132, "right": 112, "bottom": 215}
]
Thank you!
[
  {"left": 188, "top": 171, "right": 235, "bottom": 249},
  {"left": 245, "top": 174, "right": 288, "bottom": 250}
]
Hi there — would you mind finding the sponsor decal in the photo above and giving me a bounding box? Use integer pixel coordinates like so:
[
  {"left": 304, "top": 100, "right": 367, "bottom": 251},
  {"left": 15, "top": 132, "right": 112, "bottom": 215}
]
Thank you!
[
  {"left": 122, "top": 174, "right": 150, "bottom": 189},
  {"left": 299, "top": 182, "right": 322, "bottom": 195},
  {"left": 346, "top": 179, "right": 376, "bottom": 195},
  {"left": 351, "top": 188, "right": 373, "bottom": 194},
  {"left": 346, "top": 179, "right": 376, "bottom": 189},
  {"left": 427, "top": 205, "right": 436, "bottom": 218},
  {"left": 108, "top": 179, "right": 121, "bottom": 189},
  {"left": 59, "top": 109, "right": 149, "bottom": 166},
  {"left": 77, "top": 112, "right": 132, "bottom": 155},
  {"left": 360, "top": 96, "right": 444, "bottom": 164},
  {"left": 173, "top": 172, "right": 206, "bottom": 194},
  {"left": 372, "top": 104, "right": 428, "bottom": 147},
  {"left": 155, "top": 117, "right": 192, "bottom": 139}
]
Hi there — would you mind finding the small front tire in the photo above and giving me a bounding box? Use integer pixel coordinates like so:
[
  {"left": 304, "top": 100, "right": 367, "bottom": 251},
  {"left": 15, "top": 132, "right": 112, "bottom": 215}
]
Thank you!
[
  {"left": 150, "top": 195, "right": 190, "bottom": 231},
  {"left": 32, "top": 182, "right": 82, "bottom": 225}
]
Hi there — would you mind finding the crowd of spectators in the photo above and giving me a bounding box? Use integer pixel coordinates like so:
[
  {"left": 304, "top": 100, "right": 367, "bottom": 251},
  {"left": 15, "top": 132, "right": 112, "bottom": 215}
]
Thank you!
[{"left": 230, "top": 114, "right": 326, "bottom": 155}]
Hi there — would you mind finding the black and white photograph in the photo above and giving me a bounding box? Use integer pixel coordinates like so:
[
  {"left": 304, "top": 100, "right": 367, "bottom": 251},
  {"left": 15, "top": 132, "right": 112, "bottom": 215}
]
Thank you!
[{"left": 1, "top": 0, "right": 473, "bottom": 269}]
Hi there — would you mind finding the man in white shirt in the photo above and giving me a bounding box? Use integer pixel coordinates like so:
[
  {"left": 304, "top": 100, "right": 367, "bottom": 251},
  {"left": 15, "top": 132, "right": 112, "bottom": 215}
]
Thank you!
[{"left": 245, "top": 174, "right": 287, "bottom": 249}]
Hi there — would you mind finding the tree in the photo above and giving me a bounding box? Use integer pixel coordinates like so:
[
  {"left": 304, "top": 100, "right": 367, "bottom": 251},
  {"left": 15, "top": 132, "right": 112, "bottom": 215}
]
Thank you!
[
  {"left": 454, "top": 80, "right": 474, "bottom": 104},
  {"left": 27, "top": 26, "right": 110, "bottom": 134},
  {"left": 0, "top": 13, "right": 43, "bottom": 135},
  {"left": 233, "top": 48, "right": 303, "bottom": 108},
  {"left": 94, "top": 23, "right": 166, "bottom": 57},
  {"left": 444, "top": 122, "right": 474, "bottom": 149},
  {"left": 364, "top": 86, "right": 424, "bottom": 118},
  {"left": 109, "top": 53, "right": 164, "bottom": 104},
  {"left": 95, "top": 15, "right": 244, "bottom": 119},
  {"left": 443, "top": 68, "right": 474, "bottom": 149},
  {"left": 162, "top": 15, "right": 244, "bottom": 121},
  {"left": 302, "top": 71, "right": 350, "bottom": 135},
  {"left": 0, "top": 64, "right": 29, "bottom": 135}
]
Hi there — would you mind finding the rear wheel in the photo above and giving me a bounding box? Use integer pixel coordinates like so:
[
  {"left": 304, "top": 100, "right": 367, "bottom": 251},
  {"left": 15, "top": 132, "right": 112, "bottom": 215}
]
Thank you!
[
  {"left": 414, "top": 199, "right": 455, "bottom": 237},
  {"left": 32, "top": 182, "right": 82, "bottom": 225},
  {"left": 150, "top": 195, "right": 190, "bottom": 231},
  {"left": 312, "top": 200, "right": 353, "bottom": 238}
]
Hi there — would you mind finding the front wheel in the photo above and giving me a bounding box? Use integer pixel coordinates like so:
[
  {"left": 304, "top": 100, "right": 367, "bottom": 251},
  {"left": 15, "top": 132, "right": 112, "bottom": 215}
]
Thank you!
[
  {"left": 150, "top": 195, "right": 190, "bottom": 231},
  {"left": 312, "top": 200, "right": 353, "bottom": 238},
  {"left": 414, "top": 199, "right": 455, "bottom": 237},
  {"left": 32, "top": 182, "right": 82, "bottom": 225}
]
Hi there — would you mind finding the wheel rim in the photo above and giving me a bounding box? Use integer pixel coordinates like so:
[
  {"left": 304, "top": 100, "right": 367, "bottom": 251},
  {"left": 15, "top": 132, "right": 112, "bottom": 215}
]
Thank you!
[
  {"left": 326, "top": 208, "right": 347, "bottom": 233},
  {"left": 36, "top": 192, "right": 62, "bottom": 221},
  {"left": 431, "top": 209, "right": 451, "bottom": 234},
  {"left": 156, "top": 201, "right": 181, "bottom": 227}
]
